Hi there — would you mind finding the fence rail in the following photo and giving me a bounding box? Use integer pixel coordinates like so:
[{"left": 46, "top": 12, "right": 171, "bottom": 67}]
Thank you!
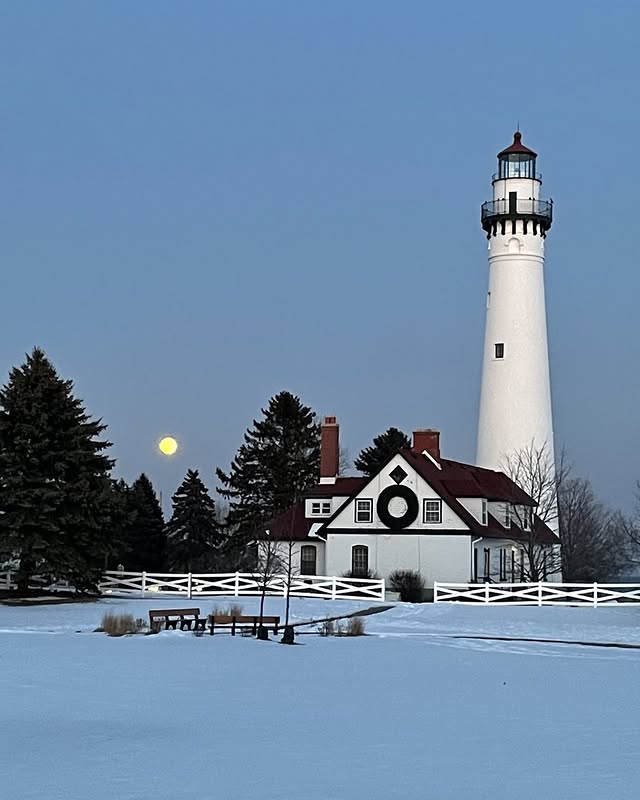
[
  {"left": 434, "top": 581, "right": 640, "bottom": 606},
  {"left": 0, "top": 570, "right": 386, "bottom": 602}
]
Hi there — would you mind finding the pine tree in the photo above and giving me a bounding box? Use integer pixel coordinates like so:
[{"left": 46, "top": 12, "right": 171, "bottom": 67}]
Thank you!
[
  {"left": 354, "top": 427, "right": 411, "bottom": 476},
  {"left": 216, "top": 391, "right": 320, "bottom": 558},
  {"left": 121, "top": 474, "right": 166, "bottom": 572},
  {"left": 166, "top": 469, "right": 224, "bottom": 572},
  {"left": 0, "top": 348, "right": 115, "bottom": 593}
]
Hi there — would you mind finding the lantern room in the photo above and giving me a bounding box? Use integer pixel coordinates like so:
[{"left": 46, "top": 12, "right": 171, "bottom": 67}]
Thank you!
[{"left": 496, "top": 131, "right": 538, "bottom": 180}]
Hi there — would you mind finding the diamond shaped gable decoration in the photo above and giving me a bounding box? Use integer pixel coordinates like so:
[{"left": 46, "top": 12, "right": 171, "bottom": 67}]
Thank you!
[{"left": 389, "top": 465, "right": 408, "bottom": 484}]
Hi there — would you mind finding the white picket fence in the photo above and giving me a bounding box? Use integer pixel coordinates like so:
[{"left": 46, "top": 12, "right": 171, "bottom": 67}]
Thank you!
[
  {"left": 434, "top": 581, "right": 640, "bottom": 606},
  {"left": 0, "top": 570, "right": 386, "bottom": 602}
]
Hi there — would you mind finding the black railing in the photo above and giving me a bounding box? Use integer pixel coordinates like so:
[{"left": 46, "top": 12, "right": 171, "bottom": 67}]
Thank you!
[
  {"left": 492, "top": 171, "right": 543, "bottom": 182},
  {"left": 481, "top": 198, "right": 553, "bottom": 223}
]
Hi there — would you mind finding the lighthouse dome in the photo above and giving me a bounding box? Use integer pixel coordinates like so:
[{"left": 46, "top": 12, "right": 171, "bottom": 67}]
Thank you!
[{"left": 496, "top": 131, "right": 537, "bottom": 179}]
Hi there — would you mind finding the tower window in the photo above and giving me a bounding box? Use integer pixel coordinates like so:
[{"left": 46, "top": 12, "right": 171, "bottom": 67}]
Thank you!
[{"left": 494, "top": 343, "right": 505, "bottom": 359}]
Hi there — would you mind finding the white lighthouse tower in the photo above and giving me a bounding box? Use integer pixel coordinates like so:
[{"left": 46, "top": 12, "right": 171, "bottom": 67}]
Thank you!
[{"left": 476, "top": 132, "right": 555, "bottom": 472}]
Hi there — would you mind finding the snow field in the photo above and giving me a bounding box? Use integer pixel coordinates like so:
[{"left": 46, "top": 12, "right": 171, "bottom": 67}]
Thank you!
[{"left": 1, "top": 597, "right": 640, "bottom": 800}]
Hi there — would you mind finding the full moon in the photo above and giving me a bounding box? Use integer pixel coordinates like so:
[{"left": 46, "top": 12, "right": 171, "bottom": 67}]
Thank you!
[{"left": 158, "top": 436, "right": 178, "bottom": 456}]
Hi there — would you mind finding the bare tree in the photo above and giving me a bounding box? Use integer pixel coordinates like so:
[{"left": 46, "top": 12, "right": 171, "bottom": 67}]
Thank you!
[
  {"left": 559, "top": 477, "right": 630, "bottom": 581},
  {"left": 617, "top": 482, "right": 640, "bottom": 568},
  {"left": 255, "top": 531, "right": 284, "bottom": 640},
  {"left": 501, "top": 441, "right": 567, "bottom": 580}
]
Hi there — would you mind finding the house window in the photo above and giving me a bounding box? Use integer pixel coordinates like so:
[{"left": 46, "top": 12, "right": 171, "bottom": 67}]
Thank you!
[
  {"left": 355, "top": 499, "right": 373, "bottom": 523},
  {"left": 351, "top": 545, "right": 369, "bottom": 577},
  {"left": 523, "top": 507, "right": 533, "bottom": 531},
  {"left": 481, "top": 499, "right": 488, "bottom": 526},
  {"left": 483, "top": 548, "right": 490, "bottom": 582},
  {"left": 300, "top": 545, "right": 317, "bottom": 576},
  {"left": 504, "top": 503, "right": 511, "bottom": 529},
  {"left": 499, "top": 548, "right": 507, "bottom": 581},
  {"left": 423, "top": 499, "right": 442, "bottom": 523},
  {"left": 310, "top": 501, "right": 331, "bottom": 516},
  {"left": 495, "top": 342, "right": 505, "bottom": 359},
  {"left": 473, "top": 548, "right": 478, "bottom": 582}
]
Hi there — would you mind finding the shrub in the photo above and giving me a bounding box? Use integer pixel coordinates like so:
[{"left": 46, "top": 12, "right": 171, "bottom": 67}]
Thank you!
[
  {"left": 388, "top": 570, "right": 425, "bottom": 602},
  {"left": 101, "top": 612, "right": 145, "bottom": 636},
  {"left": 211, "top": 603, "right": 244, "bottom": 617},
  {"left": 341, "top": 569, "right": 379, "bottom": 580}
]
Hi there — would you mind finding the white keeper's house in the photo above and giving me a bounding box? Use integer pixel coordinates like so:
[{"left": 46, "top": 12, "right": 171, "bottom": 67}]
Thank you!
[{"left": 264, "top": 417, "right": 558, "bottom": 594}]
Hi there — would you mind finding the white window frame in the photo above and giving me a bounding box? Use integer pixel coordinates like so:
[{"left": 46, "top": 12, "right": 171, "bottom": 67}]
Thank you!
[
  {"left": 351, "top": 545, "right": 369, "bottom": 577},
  {"left": 481, "top": 499, "right": 488, "bottom": 526},
  {"left": 310, "top": 500, "right": 332, "bottom": 517},
  {"left": 300, "top": 545, "right": 317, "bottom": 576},
  {"left": 423, "top": 499, "right": 442, "bottom": 524},
  {"left": 504, "top": 503, "right": 511, "bottom": 529},
  {"left": 355, "top": 498, "right": 373, "bottom": 523}
]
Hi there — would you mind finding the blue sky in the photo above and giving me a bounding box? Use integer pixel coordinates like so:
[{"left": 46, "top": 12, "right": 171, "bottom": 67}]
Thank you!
[{"left": 1, "top": 1, "right": 638, "bottom": 513}]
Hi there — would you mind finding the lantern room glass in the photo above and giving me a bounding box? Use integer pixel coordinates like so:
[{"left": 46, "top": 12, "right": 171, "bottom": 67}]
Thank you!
[{"left": 498, "top": 153, "right": 537, "bottom": 179}]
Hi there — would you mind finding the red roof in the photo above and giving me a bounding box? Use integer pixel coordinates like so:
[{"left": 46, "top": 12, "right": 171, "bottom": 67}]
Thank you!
[
  {"left": 498, "top": 131, "right": 537, "bottom": 158},
  {"left": 305, "top": 477, "right": 367, "bottom": 497},
  {"left": 265, "top": 502, "right": 320, "bottom": 541}
]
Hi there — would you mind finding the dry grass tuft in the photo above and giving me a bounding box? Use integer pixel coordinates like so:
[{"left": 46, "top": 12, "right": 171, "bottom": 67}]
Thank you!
[
  {"left": 101, "top": 612, "right": 146, "bottom": 636},
  {"left": 317, "top": 616, "right": 366, "bottom": 637},
  {"left": 343, "top": 616, "right": 365, "bottom": 636},
  {"left": 317, "top": 619, "right": 336, "bottom": 636},
  {"left": 211, "top": 603, "right": 244, "bottom": 617}
]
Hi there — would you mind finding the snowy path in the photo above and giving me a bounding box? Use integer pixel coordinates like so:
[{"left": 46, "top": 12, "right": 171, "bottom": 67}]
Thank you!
[{"left": 2, "top": 597, "right": 640, "bottom": 799}]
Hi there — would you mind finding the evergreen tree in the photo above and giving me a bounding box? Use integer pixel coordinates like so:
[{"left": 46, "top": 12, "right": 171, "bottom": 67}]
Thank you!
[
  {"left": 354, "top": 427, "right": 411, "bottom": 476},
  {"left": 0, "top": 348, "right": 115, "bottom": 593},
  {"left": 121, "top": 474, "right": 166, "bottom": 572},
  {"left": 216, "top": 391, "right": 320, "bottom": 558},
  {"left": 166, "top": 469, "right": 224, "bottom": 571}
]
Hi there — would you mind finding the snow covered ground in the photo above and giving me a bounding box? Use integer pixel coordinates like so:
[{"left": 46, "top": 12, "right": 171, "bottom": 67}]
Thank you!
[{"left": 2, "top": 596, "right": 640, "bottom": 799}]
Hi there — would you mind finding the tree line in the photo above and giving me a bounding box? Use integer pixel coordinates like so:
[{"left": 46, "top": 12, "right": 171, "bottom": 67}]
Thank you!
[
  {"left": 0, "top": 347, "right": 639, "bottom": 593},
  {"left": 0, "top": 349, "right": 322, "bottom": 592}
]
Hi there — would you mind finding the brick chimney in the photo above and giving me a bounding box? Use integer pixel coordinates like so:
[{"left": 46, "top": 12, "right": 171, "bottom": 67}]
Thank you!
[
  {"left": 320, "top": 416, "right": 340, "bottom": 483},
  {"left": 412, "top": 429, "right": 441, "bottom": 461}
]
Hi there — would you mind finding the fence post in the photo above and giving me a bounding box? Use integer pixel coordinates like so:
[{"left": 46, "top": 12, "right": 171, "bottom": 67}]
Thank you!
[
  {"left": 234, "top": 572, "right": 240, "bottom": 597},
  {"left": 141, "top": 571, "right": 147, "bottom": 599},
  {"left": 332, "top": 576, "right": 337, "bottom": 601},
  {"left": 187, "top": 572, "right": 192, "bottom": 600},
  {"left": 538, "top": 581, "right": 543, "bottom": 607},
  {"left": 484, "top": 582, "right": 489, "bottom": 603},
  {"left": 6, "top": 570, "right": 11, "bottom": 591},
  {"left": 593, "top": 582, "right": 598, "bottom": 608},
  {"left": 380, "top": 578, "right": 385, "bottom": 601},
  {"left": 433, "top": 581, "right": 438, "bottom": 603}
]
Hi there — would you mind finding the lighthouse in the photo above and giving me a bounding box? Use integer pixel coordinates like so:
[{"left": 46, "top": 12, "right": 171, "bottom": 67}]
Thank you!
[{"left": 476, "top": 132, "right": 555, "bottom": 472}]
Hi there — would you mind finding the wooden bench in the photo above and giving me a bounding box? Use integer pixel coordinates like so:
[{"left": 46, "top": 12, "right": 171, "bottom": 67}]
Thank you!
[
  {"left": 149, "top": 608, "right": 207, "bottom": 633},
  {"left": 208, "top": 614, "right": 280, "bottom": 637}
]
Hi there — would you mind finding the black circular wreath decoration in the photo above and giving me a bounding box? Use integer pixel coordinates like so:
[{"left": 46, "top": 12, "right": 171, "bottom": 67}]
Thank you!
[{"left": 376, "top": 485, "right": 419, "bottom": 531}]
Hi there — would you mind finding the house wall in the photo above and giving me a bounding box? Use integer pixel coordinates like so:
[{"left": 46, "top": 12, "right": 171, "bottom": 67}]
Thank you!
[
  {"left": 472, "top": 538, "right": 560, "bottom": 583},
  {"left": 259, "top": 540, "right": 326, "bottom": 576},
  {"left": 325, "top": 532, "right": 471, "bottom": 589},
  {"left": 458, "top": 497, "right": 485, "bottom": 524}
]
